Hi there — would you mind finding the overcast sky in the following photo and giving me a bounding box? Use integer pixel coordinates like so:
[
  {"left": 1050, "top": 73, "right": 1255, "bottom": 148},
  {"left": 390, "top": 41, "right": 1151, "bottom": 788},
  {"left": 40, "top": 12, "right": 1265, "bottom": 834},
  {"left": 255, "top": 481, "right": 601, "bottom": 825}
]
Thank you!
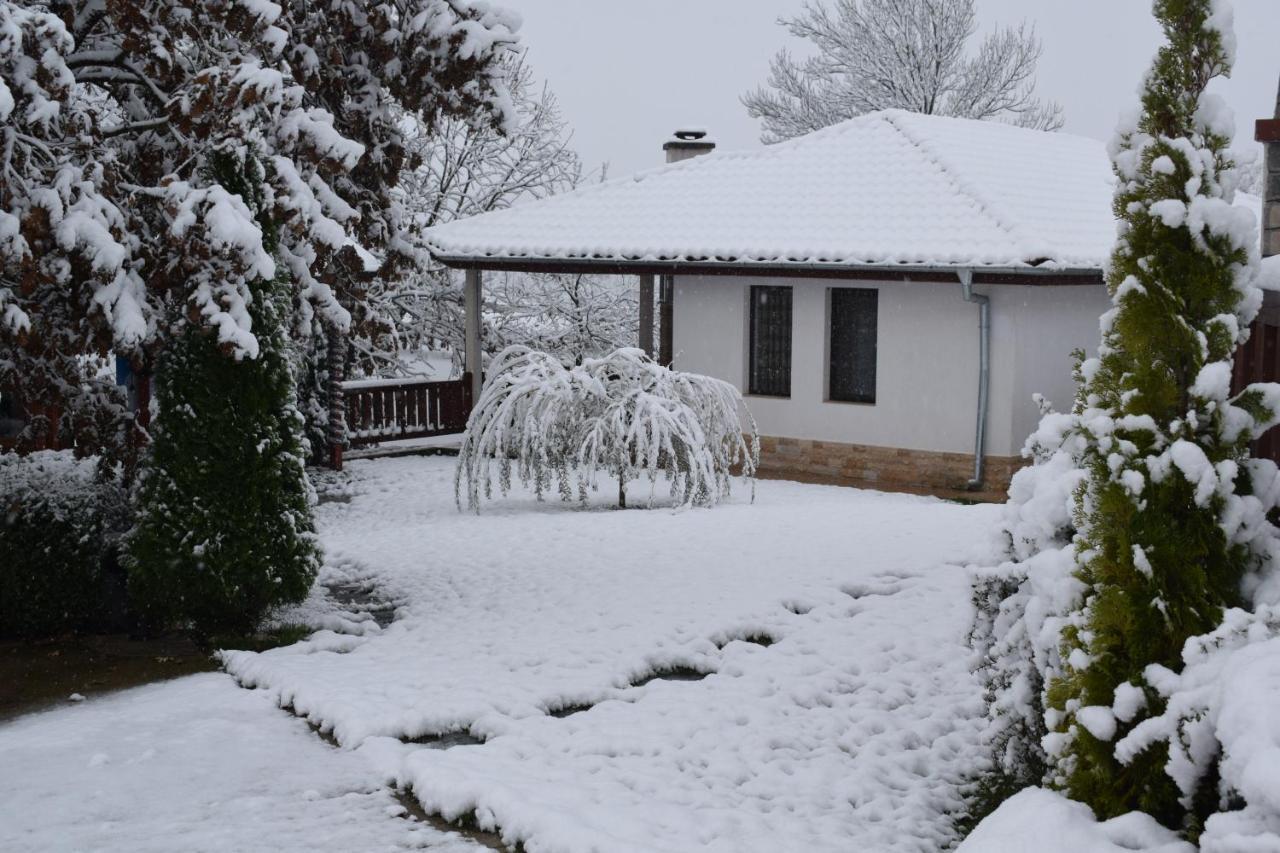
[{"left": 505, "top": 0, "right": 1280, "bottom": 177}]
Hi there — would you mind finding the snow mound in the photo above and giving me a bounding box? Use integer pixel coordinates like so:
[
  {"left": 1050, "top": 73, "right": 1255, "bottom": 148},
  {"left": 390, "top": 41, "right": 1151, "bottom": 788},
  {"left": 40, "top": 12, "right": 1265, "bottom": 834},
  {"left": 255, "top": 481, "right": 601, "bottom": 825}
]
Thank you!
[{"left": 957, "top": 788, "right": 1194, "bottom": 853}]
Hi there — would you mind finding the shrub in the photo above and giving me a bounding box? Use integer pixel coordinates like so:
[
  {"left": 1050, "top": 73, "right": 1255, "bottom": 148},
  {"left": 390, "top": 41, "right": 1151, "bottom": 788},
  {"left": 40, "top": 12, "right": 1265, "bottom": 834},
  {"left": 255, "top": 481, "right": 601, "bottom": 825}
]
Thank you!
[
  {"left": 0, "top": 451, "right": 130, "bottom": 638},
  {"left": 123, "top": 276, "right": 321, "bottom": 636},
  {"left": 123, "top": 154, "right": 321, "bottom": 637},
  {"left": 456, "top": 346, "right": 758, "bottom": 511}
]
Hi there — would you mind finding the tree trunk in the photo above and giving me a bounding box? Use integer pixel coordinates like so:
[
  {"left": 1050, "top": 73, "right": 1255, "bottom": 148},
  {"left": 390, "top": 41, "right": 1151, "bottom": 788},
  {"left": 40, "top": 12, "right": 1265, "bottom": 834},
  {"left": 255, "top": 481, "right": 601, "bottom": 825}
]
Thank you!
[{"left": 618, "top": 475, "right": 626, "bottom": 509}]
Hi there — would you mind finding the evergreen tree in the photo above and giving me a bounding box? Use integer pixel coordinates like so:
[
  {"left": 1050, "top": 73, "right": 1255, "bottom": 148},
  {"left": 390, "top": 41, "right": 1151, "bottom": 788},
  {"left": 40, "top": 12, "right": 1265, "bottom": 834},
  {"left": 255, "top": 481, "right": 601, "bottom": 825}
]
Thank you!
[
  {"left": 1045, "top": 0, "right": 1278, "bottom": 831},
  {"left": 125, "top": 155, "right": 320, "bottom": 635}
]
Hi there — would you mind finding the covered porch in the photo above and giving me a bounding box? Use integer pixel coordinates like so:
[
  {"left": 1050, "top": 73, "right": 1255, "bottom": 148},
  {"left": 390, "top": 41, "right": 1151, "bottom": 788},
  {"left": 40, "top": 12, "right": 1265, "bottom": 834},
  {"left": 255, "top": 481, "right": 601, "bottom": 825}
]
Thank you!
[{"left": 324, "top": 265, "right": 666, "bottom": 469}]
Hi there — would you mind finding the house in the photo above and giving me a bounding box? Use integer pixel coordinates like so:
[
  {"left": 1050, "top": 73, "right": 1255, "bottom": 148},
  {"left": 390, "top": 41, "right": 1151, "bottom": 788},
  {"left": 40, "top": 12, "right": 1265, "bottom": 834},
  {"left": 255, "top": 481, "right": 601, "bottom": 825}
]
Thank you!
[{"left": 421, "top": 109, "right": 1263, "bottom": 497}]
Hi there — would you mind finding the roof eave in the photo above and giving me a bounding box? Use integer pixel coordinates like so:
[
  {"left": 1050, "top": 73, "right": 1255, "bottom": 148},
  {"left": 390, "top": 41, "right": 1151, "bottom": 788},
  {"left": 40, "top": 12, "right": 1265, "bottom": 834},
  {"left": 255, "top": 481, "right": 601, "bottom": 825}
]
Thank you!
[{"left": 428, "top": 253, "right": 1105, "bottom": 286}]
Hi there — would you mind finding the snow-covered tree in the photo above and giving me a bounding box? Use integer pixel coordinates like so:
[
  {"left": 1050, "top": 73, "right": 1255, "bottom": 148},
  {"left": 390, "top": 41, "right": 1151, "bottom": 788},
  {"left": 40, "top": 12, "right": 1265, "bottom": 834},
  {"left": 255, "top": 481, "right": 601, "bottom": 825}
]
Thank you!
[
  {"left": 743, "top": 0, "right": 1062, "bottom": 144},
  {"left": 351, "top": 57, "right": 590, "bottom": 377},
  {"left": 485, "top": 270, "right": 638, "bottom": 367},
  {"left": 0, "top": 5, "right": 127, "bottom": 452},
  {"left": 2, "top": 0, "right": 520, "bottom": 631},
  {"left": 456, "top": 347, "right": 758, "bottom": 512},
  {"left": 973, "top": 0, "right": 1280, "bottom": 839},
  {"left": 1, "top": 0, "right": 520, "bottom": 442}
]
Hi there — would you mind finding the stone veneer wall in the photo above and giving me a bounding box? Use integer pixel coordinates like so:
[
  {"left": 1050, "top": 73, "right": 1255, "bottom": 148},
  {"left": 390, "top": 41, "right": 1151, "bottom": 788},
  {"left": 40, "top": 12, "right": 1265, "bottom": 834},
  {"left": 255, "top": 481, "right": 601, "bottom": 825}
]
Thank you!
[{"left": 756, "top": 436, "right": 1024, "bottom": 499}]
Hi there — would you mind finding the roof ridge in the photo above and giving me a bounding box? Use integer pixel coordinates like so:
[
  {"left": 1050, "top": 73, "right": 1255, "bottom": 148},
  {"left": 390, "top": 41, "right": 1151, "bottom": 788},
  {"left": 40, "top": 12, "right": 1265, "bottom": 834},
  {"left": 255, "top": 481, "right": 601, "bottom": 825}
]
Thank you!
[
  {"left": 881, "top": 111, "right": 1054, "bottom": 263},
  {"left": 425, "top": 112, "right": 892, "bottom": 229}
]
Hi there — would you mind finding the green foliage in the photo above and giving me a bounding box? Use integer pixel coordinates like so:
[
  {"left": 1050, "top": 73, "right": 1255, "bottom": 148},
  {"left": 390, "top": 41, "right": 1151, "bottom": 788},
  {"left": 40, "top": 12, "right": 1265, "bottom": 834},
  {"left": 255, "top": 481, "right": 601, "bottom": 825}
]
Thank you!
[
  {"left": 124, "top": 153, "right": 320, "bottom": 636},
  {"left": 293, "top": 327, "right": 336, "bottom": 466},
  {"left": 0, "top": 451, "right": 130, "bottom": 638},
  {"left": 1045, "top": 0, "right": 1270, "bottom": 832},
  {"left": 200, "top": 622, "right": 315, "bottom": 654},
  {"left": 961, "top": 572, "right": 1052, "bottom": 836}
]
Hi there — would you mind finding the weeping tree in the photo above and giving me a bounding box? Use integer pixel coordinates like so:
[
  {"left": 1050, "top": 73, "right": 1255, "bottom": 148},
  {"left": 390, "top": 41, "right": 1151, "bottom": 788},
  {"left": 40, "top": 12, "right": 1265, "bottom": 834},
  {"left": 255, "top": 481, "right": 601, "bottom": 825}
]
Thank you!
[
  {"left": 1037, "top": 0, "right": 1280, "bottom": 834},
  {"left": 456, "top": 347, "right": 758, "bottom": 512}
]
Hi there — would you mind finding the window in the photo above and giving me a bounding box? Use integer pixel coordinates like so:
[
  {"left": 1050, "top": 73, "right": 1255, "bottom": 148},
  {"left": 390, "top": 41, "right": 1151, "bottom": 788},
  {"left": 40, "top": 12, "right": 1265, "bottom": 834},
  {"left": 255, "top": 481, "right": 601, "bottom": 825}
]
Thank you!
[
  {"left": 828, "top": 288, "right": 878, "bottom": 404},
  {"left": 748, "top": 285, "right": 792, "bottom": 397}
]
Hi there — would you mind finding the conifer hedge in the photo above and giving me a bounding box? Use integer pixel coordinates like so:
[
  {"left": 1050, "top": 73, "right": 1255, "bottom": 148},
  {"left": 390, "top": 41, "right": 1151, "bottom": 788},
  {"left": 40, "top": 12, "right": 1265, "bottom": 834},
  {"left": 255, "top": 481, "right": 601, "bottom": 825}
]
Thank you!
[
  {"left": 1044, "top": 0, "right": 1279, "bottom": 831},
  {"left": 124, "top": 155, "right": 321, "bottom": 636}
]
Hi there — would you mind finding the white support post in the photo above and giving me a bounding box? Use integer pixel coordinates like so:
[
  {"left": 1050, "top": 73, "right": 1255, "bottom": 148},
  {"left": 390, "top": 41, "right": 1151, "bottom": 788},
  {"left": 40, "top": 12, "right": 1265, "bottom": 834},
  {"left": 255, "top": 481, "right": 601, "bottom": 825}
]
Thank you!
[
  {"left": 464, "top": 268, "right": 483, "bottom": 403},
  {"left": 638, "top": 274, "right": 655, "bottom": 357},
  {"left": 658, "top": 274, "right": 674, "bottom": 367}
]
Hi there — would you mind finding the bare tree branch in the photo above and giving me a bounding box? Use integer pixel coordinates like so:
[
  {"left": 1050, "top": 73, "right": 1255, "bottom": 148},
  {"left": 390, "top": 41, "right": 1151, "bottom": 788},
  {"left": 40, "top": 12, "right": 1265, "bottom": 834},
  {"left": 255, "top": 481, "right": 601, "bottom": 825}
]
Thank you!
[
  {"left": 743, "top": 0, "right": 1063, "bottom": 143},
  {"left": 353, "top": 58, "right": 637, "bottom": 377}
]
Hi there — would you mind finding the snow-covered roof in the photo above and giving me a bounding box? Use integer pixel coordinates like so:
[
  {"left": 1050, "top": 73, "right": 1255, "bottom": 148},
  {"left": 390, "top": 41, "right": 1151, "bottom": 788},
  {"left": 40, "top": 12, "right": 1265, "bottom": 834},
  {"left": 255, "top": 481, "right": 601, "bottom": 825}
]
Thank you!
[
  {"left": 424, "top": 109, "right": 1119, "bottom": 274},
  {"left": 1262, "top": 253, "right": 1280, "bottom": 293}
]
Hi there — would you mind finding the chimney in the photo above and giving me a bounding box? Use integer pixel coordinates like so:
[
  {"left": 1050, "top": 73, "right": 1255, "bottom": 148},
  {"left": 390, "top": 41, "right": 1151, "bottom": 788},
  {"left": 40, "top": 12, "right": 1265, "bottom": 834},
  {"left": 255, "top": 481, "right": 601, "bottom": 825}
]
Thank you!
[
  {"left": 1258, "top": 79, "right": 1280, "bottom": 258},
  {"left": 663, "top": 128, "right": 715, "bottom": 164}
]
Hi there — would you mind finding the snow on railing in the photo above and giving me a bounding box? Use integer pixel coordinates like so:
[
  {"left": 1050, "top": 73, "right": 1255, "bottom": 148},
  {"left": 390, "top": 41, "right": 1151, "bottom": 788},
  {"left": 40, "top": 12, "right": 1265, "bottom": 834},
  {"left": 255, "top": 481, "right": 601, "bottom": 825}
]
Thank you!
[{"left": 341, "top": 375, "right": 473, "bottom": 447}]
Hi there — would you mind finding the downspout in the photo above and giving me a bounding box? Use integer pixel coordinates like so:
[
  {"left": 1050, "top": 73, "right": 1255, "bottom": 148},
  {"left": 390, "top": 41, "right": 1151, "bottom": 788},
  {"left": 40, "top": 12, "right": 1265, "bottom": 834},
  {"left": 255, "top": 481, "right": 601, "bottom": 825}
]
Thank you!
[{"left": 959, "top": 269, "right": 990, "bottom": 490}]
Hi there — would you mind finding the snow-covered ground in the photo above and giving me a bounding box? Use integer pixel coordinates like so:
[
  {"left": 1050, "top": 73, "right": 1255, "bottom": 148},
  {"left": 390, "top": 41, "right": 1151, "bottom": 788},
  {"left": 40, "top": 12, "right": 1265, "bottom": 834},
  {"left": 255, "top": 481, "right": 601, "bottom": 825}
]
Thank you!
[
  {"left": 221, "top": 455, "right": 1001, "bottom": 851},
  {"left": 2, "top": 456, "right": 1004, "bottom": 851},
  {"left": 0, "top": 673, "right": 484, "bottom": 853}
]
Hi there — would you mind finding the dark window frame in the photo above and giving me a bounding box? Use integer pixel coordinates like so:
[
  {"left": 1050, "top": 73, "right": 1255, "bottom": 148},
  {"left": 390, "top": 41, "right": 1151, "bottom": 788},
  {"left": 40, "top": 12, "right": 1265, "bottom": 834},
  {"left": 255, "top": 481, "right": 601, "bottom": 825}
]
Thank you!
[
  {"left": 827, "top": 288, "right": 878, "bottom": 405},
  {"left": 747, "top": 285, "right": 793, "bottom": 398}
]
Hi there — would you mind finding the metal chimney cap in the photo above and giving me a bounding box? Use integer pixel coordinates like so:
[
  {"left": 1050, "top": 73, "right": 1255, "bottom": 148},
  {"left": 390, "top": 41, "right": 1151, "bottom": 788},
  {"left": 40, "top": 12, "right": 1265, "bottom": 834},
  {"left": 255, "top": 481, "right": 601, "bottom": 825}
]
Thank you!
[{"left": 663, "top": 128, "right": 715, "bottom": 163}]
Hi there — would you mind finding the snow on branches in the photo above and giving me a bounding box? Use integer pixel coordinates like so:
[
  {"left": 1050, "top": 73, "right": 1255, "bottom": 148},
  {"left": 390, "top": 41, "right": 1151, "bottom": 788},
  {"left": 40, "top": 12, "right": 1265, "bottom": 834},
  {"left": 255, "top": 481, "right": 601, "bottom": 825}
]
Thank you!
[
  {"left": 971, "top": 0, "right": 1280, "bottom": 838},
  {"left": 744, "top": 0, "right": 1062, "bottom": 144},
  {"left": 1, "top": 0, "right": 519, "bottom": 447},
  {"left": 456, "top": 347, "right": 759, "bottom": 512},
  {"left": 352, "top": 57, "right": 598, "bottom": 378},
  {"left": 1112, "top": 605, "right": 1280, "bottom": 849}
]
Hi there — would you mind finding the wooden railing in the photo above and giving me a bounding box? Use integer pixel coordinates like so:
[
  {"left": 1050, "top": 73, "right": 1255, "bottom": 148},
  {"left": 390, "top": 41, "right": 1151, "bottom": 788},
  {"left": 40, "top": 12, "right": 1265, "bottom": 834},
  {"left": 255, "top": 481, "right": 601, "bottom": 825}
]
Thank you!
[
  {"left": 340, "top": 374, "right": 473, "bottom": 449},
  {"left": 0, "top": 391, "right": 63, "bottom": 453}
]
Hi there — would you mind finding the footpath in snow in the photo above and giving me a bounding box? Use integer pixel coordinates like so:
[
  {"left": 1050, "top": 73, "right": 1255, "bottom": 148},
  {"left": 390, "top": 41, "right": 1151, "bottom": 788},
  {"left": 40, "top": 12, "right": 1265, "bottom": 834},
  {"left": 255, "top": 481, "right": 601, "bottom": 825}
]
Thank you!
[{"left": 220, "top": 455, "right": 1001, "bottom": 852}]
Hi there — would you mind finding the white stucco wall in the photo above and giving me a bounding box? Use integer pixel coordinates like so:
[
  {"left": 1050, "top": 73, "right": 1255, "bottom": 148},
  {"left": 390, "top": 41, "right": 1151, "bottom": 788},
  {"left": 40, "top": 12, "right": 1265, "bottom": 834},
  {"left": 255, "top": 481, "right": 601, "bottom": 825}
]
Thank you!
[
  {"left": 671, "top": 275, "right": 1110, "bottom": 458},
  {"left": 1001, "top": 284, "right": 1113, "bottom": 449}
]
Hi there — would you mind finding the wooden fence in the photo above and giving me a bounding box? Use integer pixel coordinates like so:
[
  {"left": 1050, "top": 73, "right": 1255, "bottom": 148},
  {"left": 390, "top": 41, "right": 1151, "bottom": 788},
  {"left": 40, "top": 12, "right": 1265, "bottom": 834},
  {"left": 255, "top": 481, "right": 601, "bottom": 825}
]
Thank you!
[
  {"left": 1233, "top": 291, "right": 1280, "bottom": 465},
  {"left": 340, "top": 374, "right": 473, "bottom": 449},
  {"left": 0, "top": 393, "right": 63, "bottom": 453}
]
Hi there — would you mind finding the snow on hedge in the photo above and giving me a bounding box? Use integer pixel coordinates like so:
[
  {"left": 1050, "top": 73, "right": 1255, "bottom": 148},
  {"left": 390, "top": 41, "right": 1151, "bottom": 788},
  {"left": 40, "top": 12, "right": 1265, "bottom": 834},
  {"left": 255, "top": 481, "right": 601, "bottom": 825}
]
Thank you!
[
  {"left": 970, "top": 419, "right": 1086, "bottom": 797},
  {"left": 1115, "top": 606, "right": 1280, "bottom": 850},
  {"left": 456, "top": 346, "right": 758, "bottom": 511},
  {"left": 0, "top": 450, "right": 104, "bottom": 520},
  {"left": 957, "top": 788, "right": 1194, "bottom": 853},
  {"left": 971, "top": 414, "right": 1280, "bottom": 851},
  {"left": 973, "top": 396, "right": 1280, "bottom": 835}
]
